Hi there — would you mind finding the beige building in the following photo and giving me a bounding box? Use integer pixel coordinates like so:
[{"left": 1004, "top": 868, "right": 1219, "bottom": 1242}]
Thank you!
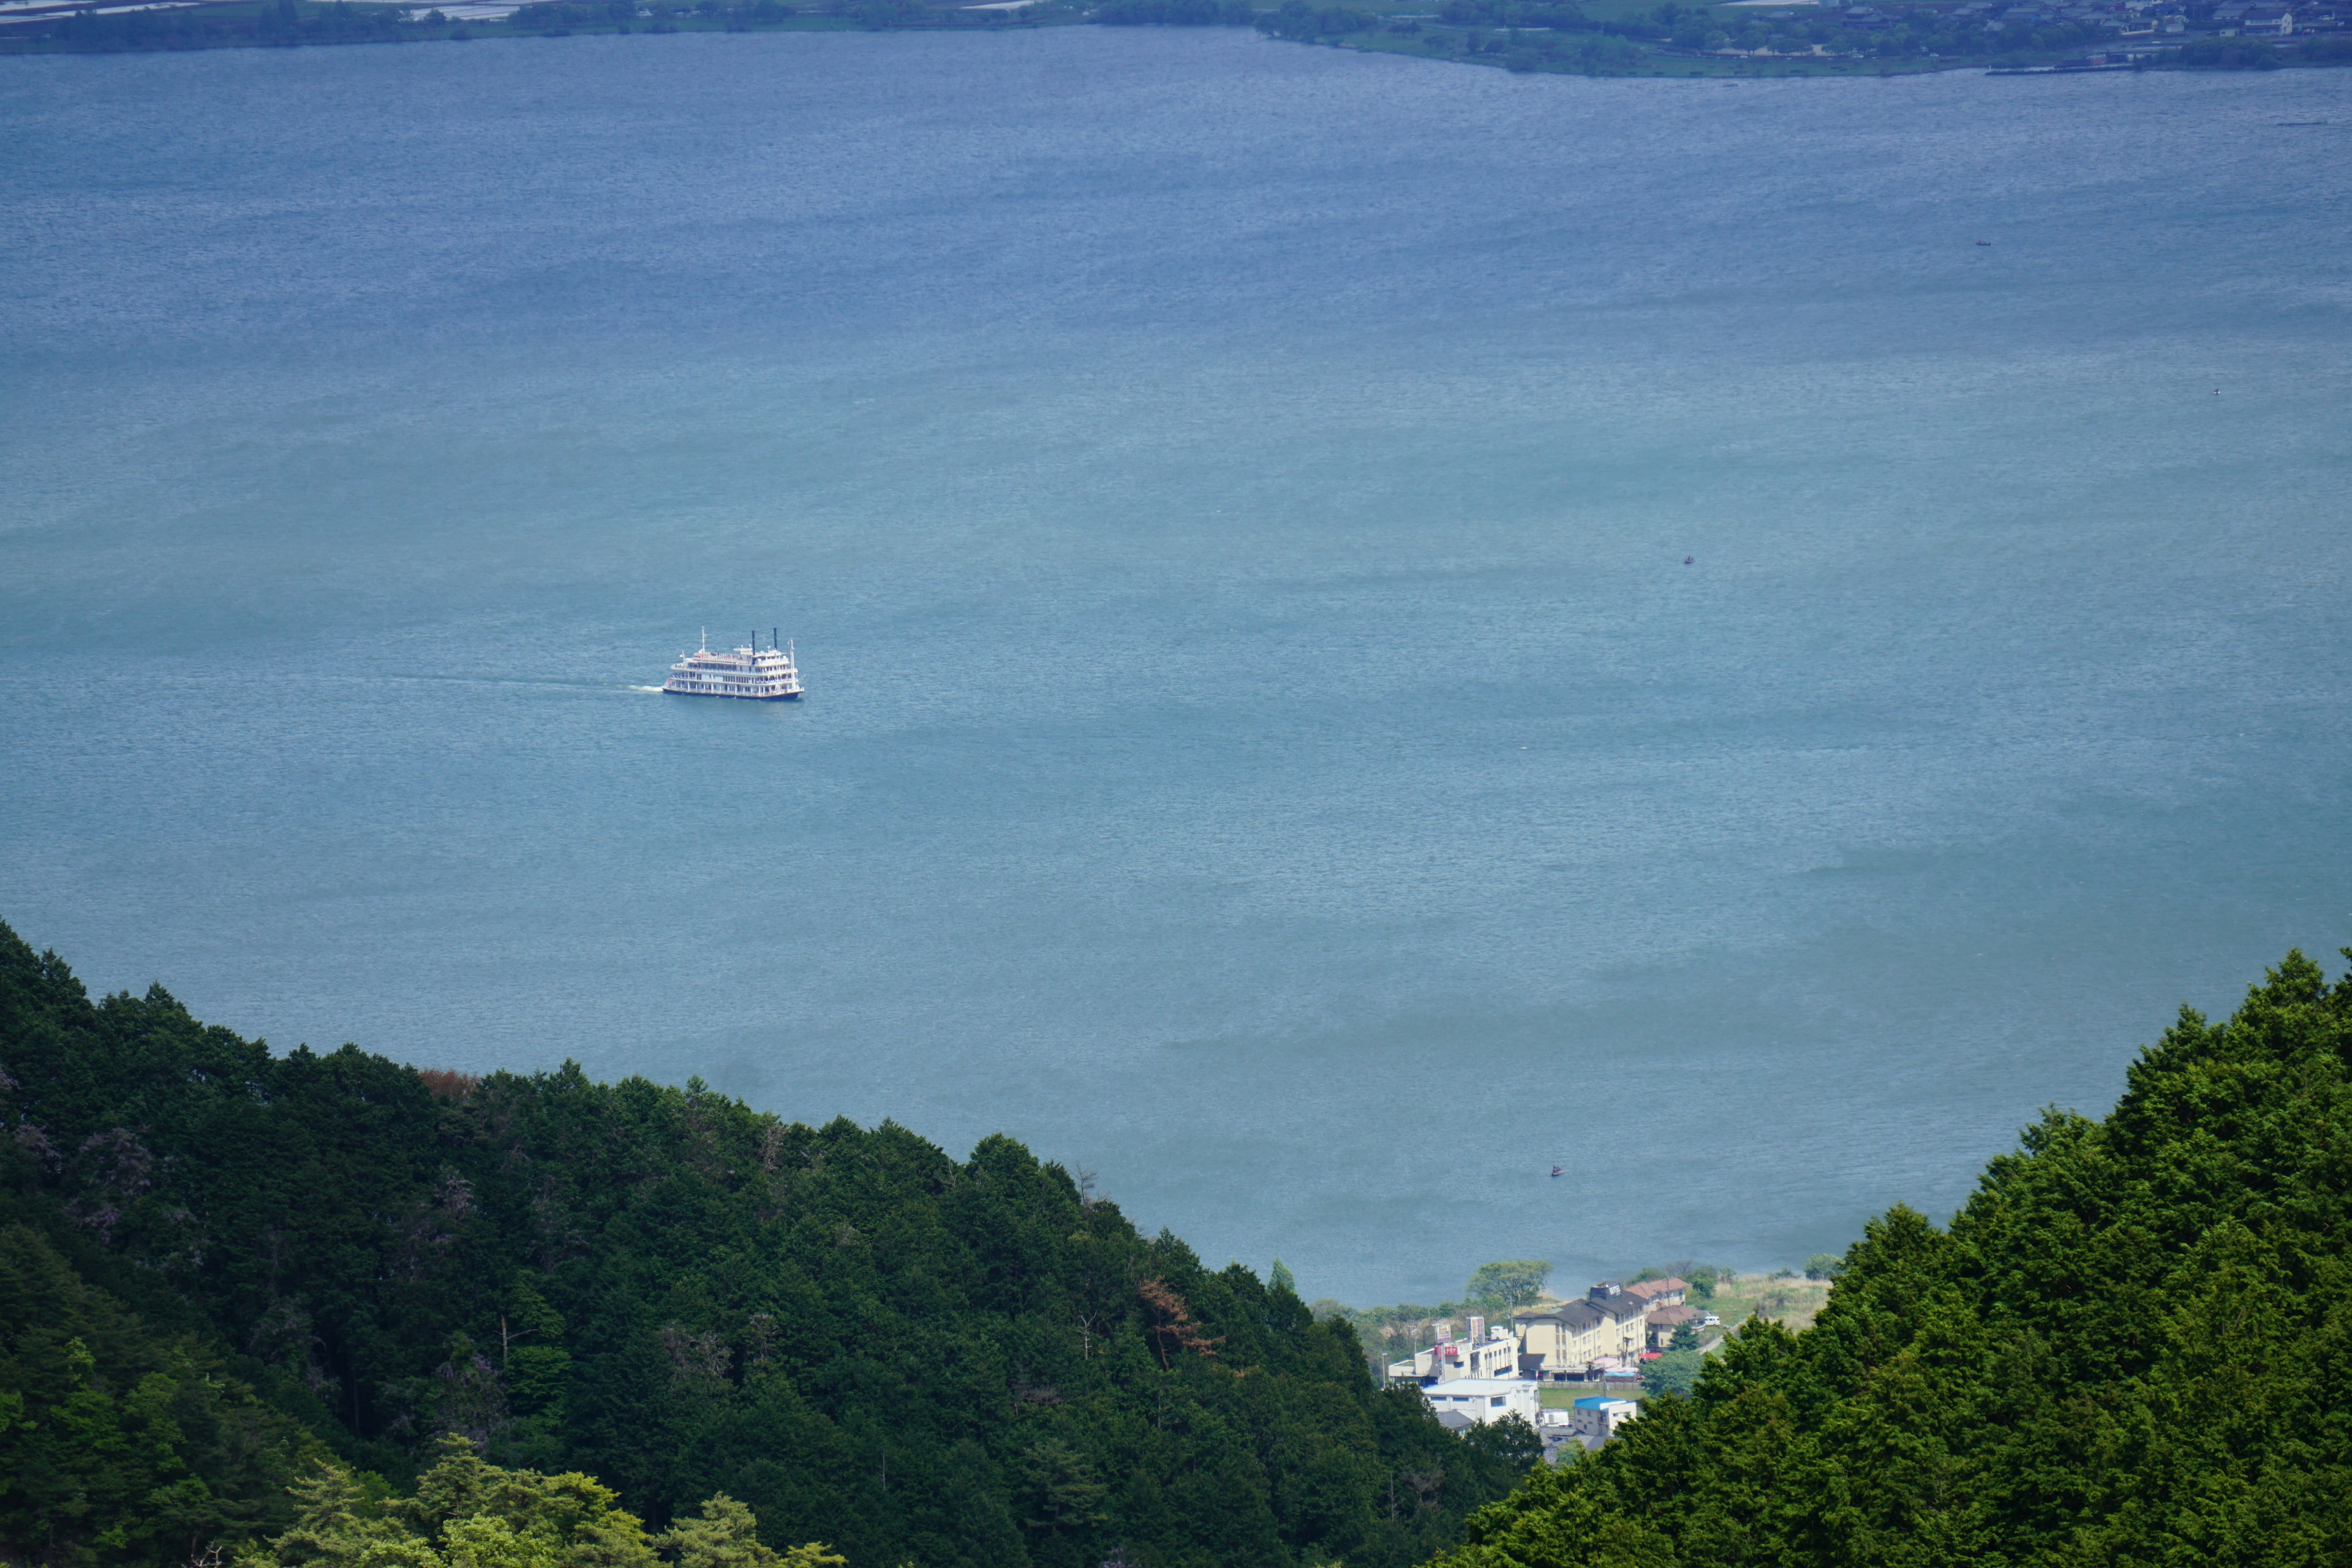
[
  {"left": 1512, "top": 1301, "right": 1610, "bottom": 1376},
  {"left": 1623, "top": 1276, "right": 1689, "bottom": 1310},
  {"left": 1585, "top": 1285, "right": 1651, "bottom": 1359},
  {"left": 1514, "top": 1287, "right": 1650, "bottom": 1376},
  {"left": 1645, "top": 1303, "right": 1702, "bottom": 1348}
]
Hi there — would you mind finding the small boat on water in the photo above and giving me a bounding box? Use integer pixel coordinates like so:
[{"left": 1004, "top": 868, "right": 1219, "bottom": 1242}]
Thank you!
[{"left": 663, "top": 629, "right": 803, "bottom": 701}]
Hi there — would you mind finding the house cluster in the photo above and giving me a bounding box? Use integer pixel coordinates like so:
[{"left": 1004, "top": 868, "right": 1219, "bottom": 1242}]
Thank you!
[
  {"left": 1386, "top": 1278, "right": 1717, "bottom": 1456},
  {"left": 1946, "top": 0, "right": 2179, "bottom": 32},
  {"left": 2201, "top": 1, "right": 2338, "bottom": 32},
  {"left": 1681, "top": 0, "right": 2304, "bottom": 60},
  {"left": 1828, "top": 0, "right": 2342, "bottom": 38}
]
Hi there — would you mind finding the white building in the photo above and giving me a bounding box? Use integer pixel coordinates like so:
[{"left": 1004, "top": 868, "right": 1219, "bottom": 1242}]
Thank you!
[
  {"left": 1386, "top": 1316, "right": 1523, "bottom": 1386},
  {"left": 1420, "top": 1377, "right": 1541, "bottom": 1428},
  {"left": 1566, "top": 1396, "right": 1640, "bottom": 1447}
]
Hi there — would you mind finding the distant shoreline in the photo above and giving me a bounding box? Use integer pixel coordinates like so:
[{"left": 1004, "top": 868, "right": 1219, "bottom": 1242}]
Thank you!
[{"left": 7, "top": 0, "right": 2350, "bottom": 78}]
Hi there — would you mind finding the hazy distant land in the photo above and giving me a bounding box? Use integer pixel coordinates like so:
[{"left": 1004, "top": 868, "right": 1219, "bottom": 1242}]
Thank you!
[{"left": 7, "top": 0, "right": 2349, "bottom": 76}]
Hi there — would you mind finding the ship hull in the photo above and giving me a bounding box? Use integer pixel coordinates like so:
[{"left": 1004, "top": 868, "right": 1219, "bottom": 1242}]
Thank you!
[{"left": 663, "top": 688, "right": 802, "bottom": 700}]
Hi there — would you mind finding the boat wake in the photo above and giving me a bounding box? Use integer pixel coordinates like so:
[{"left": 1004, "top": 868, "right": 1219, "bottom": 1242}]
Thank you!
[{"left": 627, "top": 685, "right": 666, "bottom": 693}]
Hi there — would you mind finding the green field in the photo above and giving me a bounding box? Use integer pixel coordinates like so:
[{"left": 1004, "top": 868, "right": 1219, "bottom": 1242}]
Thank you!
[
  {"left": 1540, "top": 1382, "right": 1649, "bottom": 1408},
  {"left": 1708, "top": 1272, "right": 1835, "bottom": 1329}
]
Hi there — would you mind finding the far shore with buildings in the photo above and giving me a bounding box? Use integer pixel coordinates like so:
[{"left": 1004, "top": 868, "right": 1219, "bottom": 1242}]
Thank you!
[{"left": 1383, "top": 1273, "right": 1826, "bottom": 1462}]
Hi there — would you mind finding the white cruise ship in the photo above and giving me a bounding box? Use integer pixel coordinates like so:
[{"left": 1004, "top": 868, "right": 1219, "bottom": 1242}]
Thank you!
[{"left": 663, "top": 630, "right": 803, "bottom": 701}]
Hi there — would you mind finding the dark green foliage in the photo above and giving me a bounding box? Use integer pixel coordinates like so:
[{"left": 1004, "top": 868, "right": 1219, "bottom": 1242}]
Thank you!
[
  {"left": 1433, "top": 946, "right": 2352, "bottom": 1568},
  {"left": 853, "top": 0, "right": 927, "bottom": 29},
  {"left": 2176, "top": 35, "right": 2282, "bottom": 68},
  {"left": 0, "top": 921, "right": 1526, "bottom": 1568},
  {"left": 1094, "top": 0, "right": 1253, "bottom": 25},
  {"left": 1254, "top": 1, "right": 1375, "bottom": 42},
  {"left": 1635, "top": 1350, "right": 1702, "bottom": 1400},
  {"left": 0, "top": 1221, "right": 325, "bottom": 1568}
]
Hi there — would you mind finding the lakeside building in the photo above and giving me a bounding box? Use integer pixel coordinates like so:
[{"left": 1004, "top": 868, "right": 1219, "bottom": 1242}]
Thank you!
[
  {"left": 1510, "top": 1300, "right": 1615, "bottom": 1379},
  {"left": 1394, "top": 1278, "right": 1715, "bottom": 1394},
  {"left": 1496, "top": 1297, "right": 1646, "bottom": 1382},
  {"left": 1384, "top": 1315, "right": 1522, "bottom": 1386},
  {"left": 1622, "top": 1276, "right": 1689, "bottom": 1310},
  {"left": 1583, "top": 1284, "right": 1654, "bottom": 1360},
  {"left": 1509, "top": 1289, "right": 1646, "bottom": 1379},
  {"left": 1420, "top": 1377, "right": 1542, "bottom": 1430},
  {"left": 1532, "top": 1397, "right": 1641, "bottom": 1461},
  {"left": 1645, "top": 1303, "right": 1703, "bottom": 1347},
  {"left": 1564, "top": 1396, "right": 1641, "bottom": 1449}
]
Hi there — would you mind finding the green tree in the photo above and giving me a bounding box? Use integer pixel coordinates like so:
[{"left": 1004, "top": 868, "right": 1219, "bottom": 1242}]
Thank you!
[
  {"left": 257, "top": 1463, "right": 437, "bottom": 1568},
  {"left": 1015, "top": 1438, "right": 1109, "bottom": 1538},
  {"left": 496, "top": 1275, "right": 571, "bottom": 1466},
  {"left": 1636, "top": 1349, "right": 1705, "bottom": 1398},
  {"left": 0, "top": 1223, "right": 321, "bottom": 1568},
  {"left": 652, "top": 1496, "right": 779, "bottom": 1568},
  {"left": 1463, "top": 1261, "right": 1551, "bottom": 1309},
  {"left": 241, "top": 1446, "right": 800, "bottom": 1568}
]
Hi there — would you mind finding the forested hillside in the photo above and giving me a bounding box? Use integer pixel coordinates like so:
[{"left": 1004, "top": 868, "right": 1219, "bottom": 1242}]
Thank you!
[
  {"left": 0, "top": 920, "right": 1531, "bottom": 1568},
  {"left": 1436, "top": 945, "right": 2352, "bottom": 1568}
]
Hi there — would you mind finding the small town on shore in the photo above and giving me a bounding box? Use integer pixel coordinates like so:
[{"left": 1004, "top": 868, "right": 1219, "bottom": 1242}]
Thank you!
[
  {"left": 1702, "top": 0, "right": 2342, "bottom": 67},
  {"left": 1373, "top": 1268, "right": 1833, "bottom": 1463},
  {"left": 1339, "top": 0, "right": 2352, "bottom": 78}
]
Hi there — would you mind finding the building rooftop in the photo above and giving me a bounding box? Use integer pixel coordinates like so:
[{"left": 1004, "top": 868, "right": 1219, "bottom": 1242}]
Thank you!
[
  {"left": 1518, "top": 1300, "right": 1610, "bottom": 1332},
  {"left": 1422, "top": 1378, "right": 1537, "bottom": 1396}
]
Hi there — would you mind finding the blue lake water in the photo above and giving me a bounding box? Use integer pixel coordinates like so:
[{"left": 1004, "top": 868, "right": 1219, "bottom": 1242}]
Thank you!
[{"left": 2, "top": 29, "right": 2348, "bottom": 1305}]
